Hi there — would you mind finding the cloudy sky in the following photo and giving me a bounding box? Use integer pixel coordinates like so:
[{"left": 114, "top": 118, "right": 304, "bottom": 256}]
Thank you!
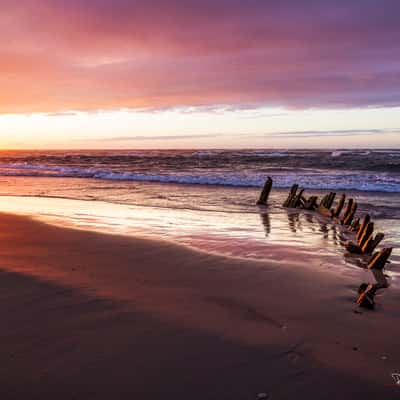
[{"left": 1, "top": 0, "right": 399, "bottom": 148}]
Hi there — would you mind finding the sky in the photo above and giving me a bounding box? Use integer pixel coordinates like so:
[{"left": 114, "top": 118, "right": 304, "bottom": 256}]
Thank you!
[{"left": 1, "top": 0, "right": 400, "bottom": 149}]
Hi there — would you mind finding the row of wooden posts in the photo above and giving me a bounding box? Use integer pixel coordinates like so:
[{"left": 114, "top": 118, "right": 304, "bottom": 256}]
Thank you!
[{"left": 256, "top": 177, "right": 393, "bottom": 272}]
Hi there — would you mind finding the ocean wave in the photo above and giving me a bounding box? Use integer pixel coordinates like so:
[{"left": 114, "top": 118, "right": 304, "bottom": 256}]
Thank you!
[
  {"left": 331, "top": 150, "right": 371, "bottom": 157},
  {"left": 0, "top": 162, "right": 399, "bottom": 192}
]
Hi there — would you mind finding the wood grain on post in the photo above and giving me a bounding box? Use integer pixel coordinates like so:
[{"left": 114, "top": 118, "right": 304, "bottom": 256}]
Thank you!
[
  {"left": 289, "top": 189, "right": 304, "bottom": 208},
  {"left": 340, "top": 198, "right": 353, "bottom": 225},
  {"left": 317, "top": 192, "right": 336, "bottom": 216},
  {"left": 356, "top": 284, "right": 377, "bottom": 309},
  {"left": 327, "top": 192, "right": 336, "bottom": 209},
  {"left": 343, "top": 201, "right": 358, "bottom": 226},
  {"left": 283, "top": 184, "right": 298, "bottom": 207},
  {"left": 359, "top": 222, "right": 374, "bottom": 248},
  {"left": 362, "top": 232, "right": 384, "bottom": 254},
  {"left": 332, "top": 194, "right": 346, "bottom": 218},
  {"left": 356, "top": 214, "right": 371, "bottom": 242}
]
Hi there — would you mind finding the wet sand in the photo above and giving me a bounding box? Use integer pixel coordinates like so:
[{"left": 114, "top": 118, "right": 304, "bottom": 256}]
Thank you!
[{"left": 0, "top": 212, "right": 399, "bottom": 399}]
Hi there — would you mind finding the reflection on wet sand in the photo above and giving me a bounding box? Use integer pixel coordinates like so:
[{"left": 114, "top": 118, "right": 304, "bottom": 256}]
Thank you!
[
  {"left": 287, "top": 211, "right": 299, "bottom": 233},
  {"left": 304, "top": 212, "right": 317, "bottom": 233},
  {"left": 258, "top": 209, "right": 394, "bottom": 310},
  {"left": 260, "top": 212, "right": 270, "bottom": 237},
  {"left": 318, "top": 219, "right": 329, "bottom": 239},
  {"left": 261, "top": 209, "right": 368, "bottom": 269},
  {"left": 0, "top": 195, "right": 396, "bottom": 291}
]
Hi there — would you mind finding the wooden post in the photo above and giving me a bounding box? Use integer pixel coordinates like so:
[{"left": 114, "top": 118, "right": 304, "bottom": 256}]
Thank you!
[
  {"left": 346, "top": 227, "right": 383, "bottom": 255},
  {"left": 368, "top": 248, "right": 392, "bottom": 270},
  {"left": 362, "top": 232, "right": 385, "bottom": 254},
  {"left": 323, "top": 192, "right": 336, "bottom": 209},
  {"left": 317, "top": 192, "right": 336, "bottom": 216},
  {"left": 340, "top": 198, "right": 353, "bottom": 224},
  {"left": 356, "top": 214, "right": 370, "bottom": 242},
  {"left": 359, "top": 222, "right": 374, "bottom": 248},
  {"left": 332, "top": 194, "right": 346, "bottom": 217},
  {"left": 289, "top": 189, "right": 304, "bottom": 208},
  {"left": 283, "top": 184, "right": 298, "bottom": 207},
  {"left": 357, "top": 284, "right": 377, "bottom": 309},
  {"left": 343, "top": 201, "right": 357, "bottom": 226},
  {"left": 256, "top": 177, "right": 273, "bottom": 205}
]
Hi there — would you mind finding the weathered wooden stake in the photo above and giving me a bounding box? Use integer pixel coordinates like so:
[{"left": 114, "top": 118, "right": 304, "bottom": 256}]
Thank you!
[
  {"left": 283, "top": 184, "right": 298, "bottom": 207},
  {"left": 343, "top": 201, "right": 358, "bottom": 226},
  {"left": 362, "top": 232, "right": 385, "bottom": 254},
  {"left": 332, "top": 193, "right": 346, "bottom": 218},
  {"left": 368, "top": 248, "right": 392, "bottom": 270},
  {"left": 356, "top": 214, "right": 371, "bottom": 242},
  {"left": 359, "top": 222, "right": 374, "bottom": 248},
  {"left": 324, "top": 192, "right": 336, "bottom": 209},
  {"left": 256, "top": 177, "right": 273, "bottom": 205},
  {"left": 340, "top": 198, "right": 353, "bottom": 224},
  {"left": 317, "top": 192, "right": 336, "bottom": 216},
  {"left": 289, "top": 189, "right": 304, "bottom": 208},
  {"left": 357, "top": 283, "right": 377, "bottom": 309}
]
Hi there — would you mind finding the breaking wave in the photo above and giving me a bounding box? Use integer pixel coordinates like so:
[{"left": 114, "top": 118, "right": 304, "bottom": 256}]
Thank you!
[{"left": 0, "top": 162, "right": 399, "bottom": 193}]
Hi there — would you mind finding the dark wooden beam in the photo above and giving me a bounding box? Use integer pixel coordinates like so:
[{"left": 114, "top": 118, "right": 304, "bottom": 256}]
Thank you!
[
  {"left": 368, "top": 248, "right": 392, "bottom": 270},
  {"left": 340, "top": 198, "right": 353, "bottom": 225},
  {"left": 356, "top": 214, "right": 371, "bottom": 242},
  {"left": 359, "top": 222, "right": 374, "bottom": 248},
  {"left": 283, "top": 184, "right": 298, "bottom": 207},
  {"left": 362, "top": 232, "right": 385, "bottom": 255},
  {"left": 256, "top": 177, "right": 273, "bottom": 205},
  {"left": 343, "top": 201, "right": 358, "bottom": 226},
  {"left": 332, "top": 193, "right": 346, "bottom": 218}
]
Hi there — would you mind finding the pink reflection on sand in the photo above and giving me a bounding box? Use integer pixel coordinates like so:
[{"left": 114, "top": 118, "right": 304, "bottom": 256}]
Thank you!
[{"left": 0, "top": 195, "right": 397, "bottom": 282}]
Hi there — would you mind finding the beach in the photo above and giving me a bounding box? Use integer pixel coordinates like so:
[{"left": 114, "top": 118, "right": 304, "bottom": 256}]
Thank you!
[
  {"left": 3, "top": 0, "right": 400, "bottom": 396},
  {"left": 0, "top": 149, "right": 399, "bottom": 398},
  {"left": 0, "top": 212, "right": 400, "bottom": 399}
]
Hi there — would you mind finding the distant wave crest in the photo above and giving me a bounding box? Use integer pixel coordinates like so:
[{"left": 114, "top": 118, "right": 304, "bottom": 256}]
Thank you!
[{"left": 0, "top": 162, "right": 399, "bottom": 193}]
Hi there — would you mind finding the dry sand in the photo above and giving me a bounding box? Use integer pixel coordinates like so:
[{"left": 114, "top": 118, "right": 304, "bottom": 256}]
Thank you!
[{"left": 0, "top": 212, "right": 399, "bottom": 399}]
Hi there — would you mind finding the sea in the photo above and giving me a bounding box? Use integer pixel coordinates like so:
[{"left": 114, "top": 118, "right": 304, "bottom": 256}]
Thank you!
[{"left": 0, "top": 149, "right": 398, "bottom": 283}]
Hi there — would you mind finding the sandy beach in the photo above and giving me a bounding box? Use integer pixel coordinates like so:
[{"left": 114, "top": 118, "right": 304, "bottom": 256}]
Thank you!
[
  {"left": 0, "top": 212, "right": 399, "bottom": 399},
  {"left": 2, "top": 0, "right": 400, "bottom": 396}
]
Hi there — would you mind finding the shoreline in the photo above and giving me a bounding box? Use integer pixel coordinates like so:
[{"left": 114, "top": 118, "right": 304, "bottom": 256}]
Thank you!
[
  {"left": 0, "top": 194, "right": 398, "bottom": 282},
  {"left": 0, "top": 212, "right": 399, "bottom": 398}
]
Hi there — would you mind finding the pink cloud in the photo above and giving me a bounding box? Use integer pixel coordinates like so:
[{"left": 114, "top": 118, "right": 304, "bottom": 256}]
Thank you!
[{"left": 1, "top": 0, "right": 399, "bottom": 113}]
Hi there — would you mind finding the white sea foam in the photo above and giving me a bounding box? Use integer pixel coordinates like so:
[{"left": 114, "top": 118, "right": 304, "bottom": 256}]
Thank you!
[
  {"left": 0, "top": 162, "right": 399, "bottom": 192},
  {"left": 331, "top": 150, "right": 372, "bottom": 157}
]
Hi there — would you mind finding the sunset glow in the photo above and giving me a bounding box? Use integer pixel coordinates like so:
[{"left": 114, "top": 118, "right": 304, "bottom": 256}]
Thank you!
[
  {"left": 1, "top": 3, "right": 400, "bottom": 397},
  {"left": 1, "top": 1, "right": 399, "bottom": 148}
]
